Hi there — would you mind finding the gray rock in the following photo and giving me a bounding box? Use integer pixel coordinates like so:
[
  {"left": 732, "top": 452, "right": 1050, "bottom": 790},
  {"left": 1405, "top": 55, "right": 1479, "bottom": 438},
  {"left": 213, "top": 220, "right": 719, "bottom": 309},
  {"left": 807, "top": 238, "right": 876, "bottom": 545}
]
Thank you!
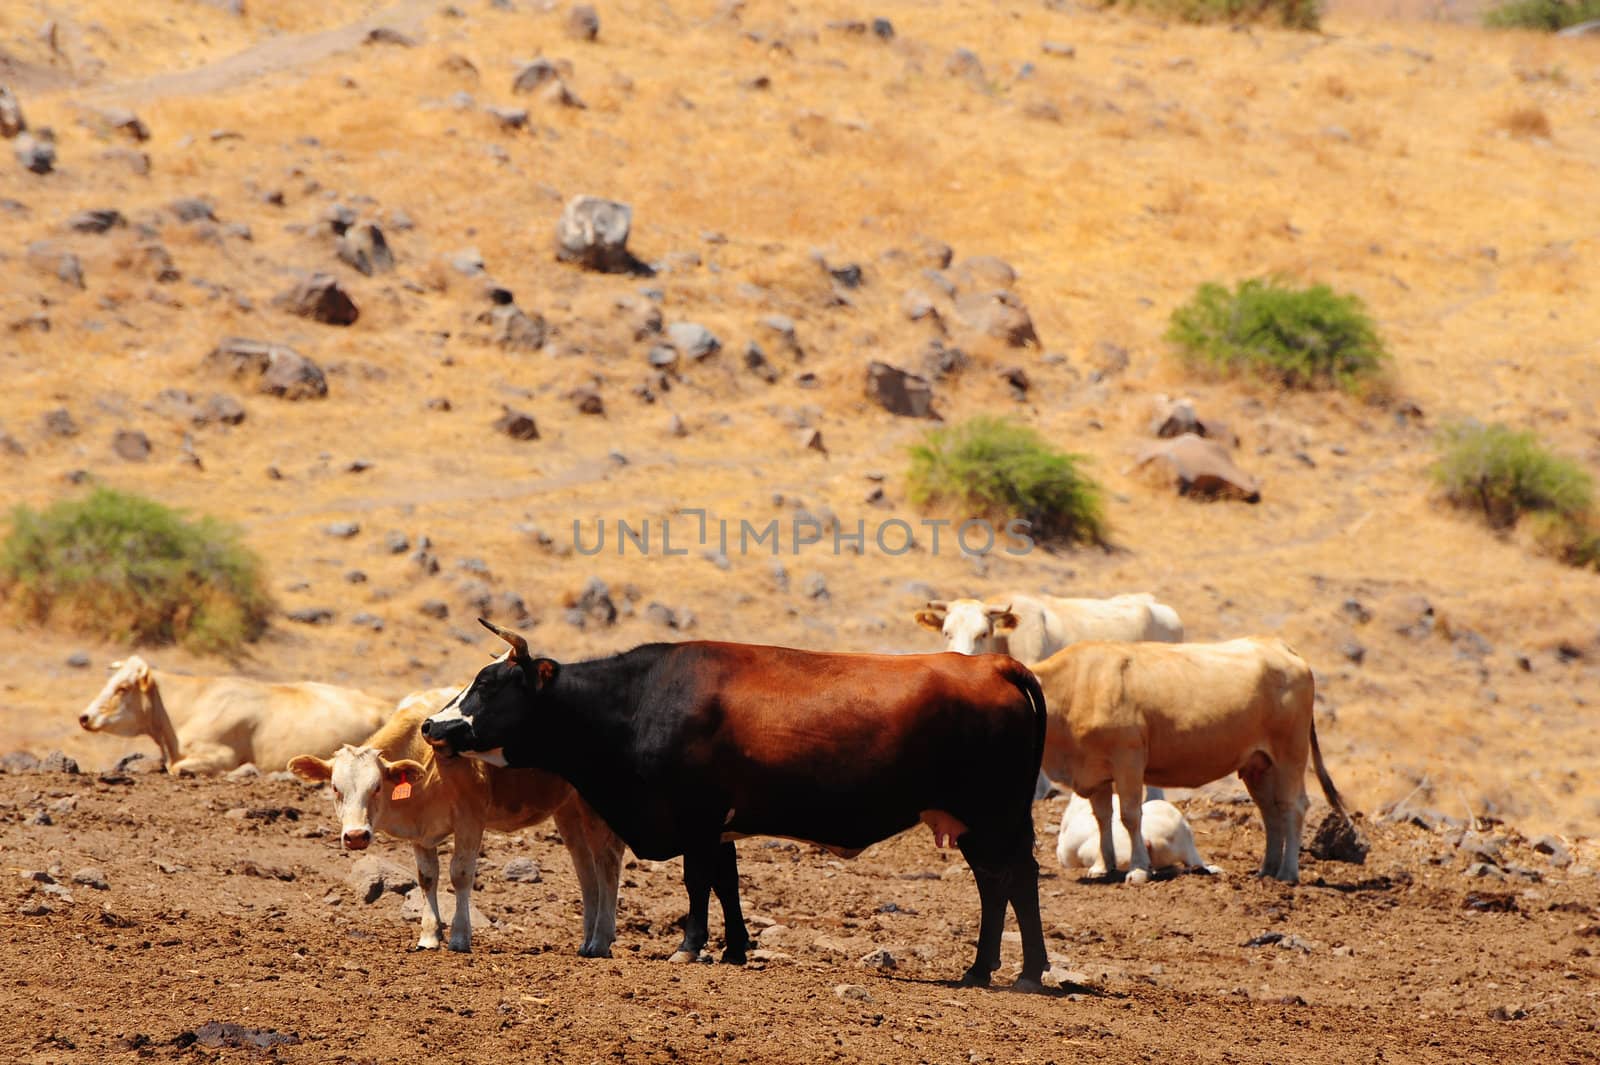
[
  {"left": 541, "top": 79, "right": 586, "bottom": 109},
  {"left": 485, "top": 104, "right": 529, "bottom": 130},
  {"left": 66, "top": 652, "right": 90, "bottom": 668},
  {"left": 566, "top": 4, "right": 600, "bottom": 40},
  {"left": 336, "top": 223, "right": 394, "bottom": 276},
  {"left": 112, "top": 429, "right": 151, "bottom": 461},
  {"left": 15, "top": 133, "right": 55, "bottom": 174},
  {"left": 27, "top": 242, "right": 83, "bottom": 288},
  {"left": 1340, "top": 598, "right": 1372, "bottom": 625},
  {"left": 281, "top": 273, "right": 359, "bottom": 326},
  {"left": 833, "top": 984, "right": 874, "bottom": 1003},
  {"left": 136, "top": 241, "right": 180, "bottom": 283},
  {"left": 574, "top": 577, "right": 618, "bottom": 626},
  {"left": 955, "top": 290, "right": 1037, "bottom": 347},
  {"left": 494, "top": 406, "right": 539, "bottom": 440},
  {"left": 666, "top": 322, "right": 721, "bottom": 361},
  {"left": 1340, "top": 640, "right": 1365, "bottom": 665},
  {"left": 485, "top": 304, "right": 546, "bottom": 350},
  {"left": 39, "top": 751, "right": 79, "bottom": 774},
  {"left": 1532, "top": 835, "right": 1571, "bottom": 867},
  {"left": 503, "top": 857, "right": 542, "bottom": 882},
  {"left": 449, "top": 248, "right": 486, "bottom": 276},
  {"left": 204, "top": 338, "right": 328, "bottom": 400},
  {"left": 0, "top": 86, "right": 24, "bottom": 138},
  {"left": 364, "top": 26, "right": 417, "bottom": 46},
  {"left": 347, "top": 856, "right": 417, "bottom": 903},
  {"left": 555, "top": 195, "right": 635, "bottom": 273},
  {"left": 385, "top": 531, "right": 411, "bottom": 554},
  {"left": 569, "top": 387, "right": 604, "bottom": 415},
  {"left": 1458, "top": 831, "right": 1505, "bottom": 866},
  {"left": 858, "top": 947, "right": 896, "bottom": 969},
  {"left": 945, "top": 48, "right": 984, "bottom": 80},
  {"left": 1042, "top": 41, "right": 1076, "bottom": 58},
  {"left": 325, "top": 521, "right": 361, "bottom": 538},
  {"left": 951, "top": 255, "right": 1016, "bottom": 291},
  {"left": 72, "top": 867, "right": 109, "bottom": 890},
  {"left": 42, "top": 408, "right": 78, "bottom": 437},
  {"left": 865, "top": 361, "right": 935, "bottom": 418},
  {"left": 97, "top": 108, "right": 149, "bottom": 141},
  {"left": 168, "top": 197, "right": 214, "bottom": 222},
  {"left": 803, "top": 573, "right": 829, "bottom": 601},
  {"left": 512, "top": 57, "right": 571, "bottom": 94},
  {"left": 68, "top": 208, "right": 125, "bottom": 234},
  {"left": 419, "top": 600, "right": 449, "bottom": 620},
  {"left": 286, "top": 607, "right": 334, "bottom": 625},
  {"left": 872, "top": 17, "right": 894, "bottom": 39},
  {"left": 1, "top": 751, "right": 40, "bottom": 773},
  {"left": 798, "top": 428, "right": 826, "bottom": 454}
]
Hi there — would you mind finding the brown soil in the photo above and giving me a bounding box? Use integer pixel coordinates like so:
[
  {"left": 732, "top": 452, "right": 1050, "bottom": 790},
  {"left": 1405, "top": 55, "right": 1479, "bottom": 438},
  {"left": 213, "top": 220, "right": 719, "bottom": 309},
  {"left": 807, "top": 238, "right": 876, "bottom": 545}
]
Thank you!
[{"left": 4, "top": 766, "right": 1597, "bottom": 1063}]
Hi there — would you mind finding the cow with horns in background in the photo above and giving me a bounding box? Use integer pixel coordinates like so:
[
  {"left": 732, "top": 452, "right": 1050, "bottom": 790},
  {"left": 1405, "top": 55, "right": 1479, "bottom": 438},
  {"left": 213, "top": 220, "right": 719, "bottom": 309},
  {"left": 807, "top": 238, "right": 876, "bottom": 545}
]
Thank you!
[{"left": 422, "top": 619, "right": 1053, "bottom": 991}]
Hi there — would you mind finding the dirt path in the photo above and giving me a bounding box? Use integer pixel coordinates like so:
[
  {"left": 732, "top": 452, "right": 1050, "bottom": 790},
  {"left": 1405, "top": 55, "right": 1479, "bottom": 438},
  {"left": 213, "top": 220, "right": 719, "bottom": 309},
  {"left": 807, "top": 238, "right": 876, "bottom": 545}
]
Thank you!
[{"left": 68, "top": 0, "right": 436, "bottom": 103}]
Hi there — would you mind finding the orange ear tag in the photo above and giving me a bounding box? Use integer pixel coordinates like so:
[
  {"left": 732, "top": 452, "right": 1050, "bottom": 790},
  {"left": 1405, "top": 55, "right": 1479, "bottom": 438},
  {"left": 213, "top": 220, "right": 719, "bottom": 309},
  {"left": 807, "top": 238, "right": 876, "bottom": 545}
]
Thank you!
[{"left": 391, "top": 773, "right": 412, "bottom": 801}]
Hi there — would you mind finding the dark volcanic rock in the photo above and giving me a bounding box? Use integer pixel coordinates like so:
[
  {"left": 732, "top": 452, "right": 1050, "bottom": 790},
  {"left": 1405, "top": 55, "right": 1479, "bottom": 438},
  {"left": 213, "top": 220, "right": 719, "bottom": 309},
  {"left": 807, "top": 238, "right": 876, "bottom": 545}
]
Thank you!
[
  {"left": 494, "top": 407, "right": 539, "bottom": 441},
  {"left": 864, "top": 361, "right": 936, "bottom": 418},
  {"left": 281, "top": 273, "right": 359, "bottom": 326},
  {"left": 204, "top": 338, "right": 328, "bottom": 400},
  {"left": 336, "top": 223, "right": 394, "bottom": 276}
]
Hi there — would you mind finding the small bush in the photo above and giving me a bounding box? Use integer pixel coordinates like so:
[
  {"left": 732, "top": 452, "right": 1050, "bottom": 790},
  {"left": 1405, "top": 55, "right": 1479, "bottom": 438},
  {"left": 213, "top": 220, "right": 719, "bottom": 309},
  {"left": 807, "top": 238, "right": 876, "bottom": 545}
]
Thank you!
[
  {"left": 1432, "top": 421, "right": 1599, "bottom": 568},
  {"left": 1484, "top": 0, "right": 1600, "bottom": 30},
  {"left": 1167, "top": 277, "right": 1391, "bottom": 393},
  {"left": 1104, "top": 0, "right": 1321, "bottom": 30},
  {"left": 0, "top": 488, "right": 272, "bottom": 653},
  {"left": 908, "top": 417, "right": 1106, "bottom": 545}
]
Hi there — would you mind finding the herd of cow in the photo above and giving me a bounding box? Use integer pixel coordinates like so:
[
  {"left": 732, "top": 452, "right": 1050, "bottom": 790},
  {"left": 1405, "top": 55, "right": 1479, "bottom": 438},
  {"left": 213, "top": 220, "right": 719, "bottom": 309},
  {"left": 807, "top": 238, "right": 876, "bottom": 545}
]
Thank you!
[{"left": 75, "top": 590, "right": 1351, "bottom": 992}]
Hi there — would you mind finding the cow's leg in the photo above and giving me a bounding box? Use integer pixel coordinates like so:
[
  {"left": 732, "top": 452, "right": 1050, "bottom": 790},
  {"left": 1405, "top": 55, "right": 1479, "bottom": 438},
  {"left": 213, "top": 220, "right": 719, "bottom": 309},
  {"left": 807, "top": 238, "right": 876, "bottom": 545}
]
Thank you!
[
  {"left": 1002, "top": 840, "right": 1048, "bottom": 992},
  {"left": 447, "top": 822, "right": 483, "bottom": 952},
  {"left": 1274, "top": 767, "right": 1310, "bottom": 884},
  {"left": 1114, "top": 761, "right": 1152, "bottom": 884},
  {"left": 1241, "top": 760, "right": 1284, "bottom": 878},
  {"left": 710, "top": 841, "right": 749, "bottom": 965},
  {"left": 413, "top": 844, "right": 445, "bottom": 951},
  {"left": 587, "top": 821, "right": 623, "bottom": 958},
  {"left": 669, "top": 846, "right": 715, "bottom": 964},
  {"left": 1088, "top": 783, "right": 1116, "bottom": 879},
  {"left": 553, "top": 800, "right": 608, "bottom": 957},
  {"left": 166, "top": 741, "right": 238, "bottom": 777},
  {"left": 956, "top": 838, "right": 1007, "bottom": 987}
]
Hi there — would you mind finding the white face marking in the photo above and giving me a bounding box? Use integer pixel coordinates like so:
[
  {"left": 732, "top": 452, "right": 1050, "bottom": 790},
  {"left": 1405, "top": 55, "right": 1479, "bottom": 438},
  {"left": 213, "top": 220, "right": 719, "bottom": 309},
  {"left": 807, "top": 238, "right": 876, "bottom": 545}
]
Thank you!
[
  {"left": 462, "top": 747, "right": 507, "bottom": 767},
  {"left": 79, "top": 656, "right": 152, "bottom": 735},
  {"left": 424, "top": 694, "right": 466, "bottom": 730},
  {"left": 327, "top": 747, "right": 384, "bottom": 844},
  {"left": 941, "top": 600, "right": 996, "bottom": 655}
]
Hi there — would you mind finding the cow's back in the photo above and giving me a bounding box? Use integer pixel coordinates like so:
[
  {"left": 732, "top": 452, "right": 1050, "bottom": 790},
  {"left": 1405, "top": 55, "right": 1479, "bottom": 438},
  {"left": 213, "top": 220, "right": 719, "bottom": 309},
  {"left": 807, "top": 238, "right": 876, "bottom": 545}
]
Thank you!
[
  {"left": 592, "top": 643, "right": 1043, "bottom": 856},
  {"left": 246, "top": 681, "right": 393, "bottom": 771}
]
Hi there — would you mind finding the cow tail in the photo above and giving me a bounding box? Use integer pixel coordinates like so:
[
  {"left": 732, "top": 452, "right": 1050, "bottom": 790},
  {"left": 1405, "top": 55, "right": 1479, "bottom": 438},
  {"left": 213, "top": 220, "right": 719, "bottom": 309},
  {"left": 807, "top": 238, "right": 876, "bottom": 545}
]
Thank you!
[
  {"left": 1309, "top": 720, "right": 1349, "bottom": 819},
  {"left": 1006, "top": 662, "right": 1048, "bottom": 777}
]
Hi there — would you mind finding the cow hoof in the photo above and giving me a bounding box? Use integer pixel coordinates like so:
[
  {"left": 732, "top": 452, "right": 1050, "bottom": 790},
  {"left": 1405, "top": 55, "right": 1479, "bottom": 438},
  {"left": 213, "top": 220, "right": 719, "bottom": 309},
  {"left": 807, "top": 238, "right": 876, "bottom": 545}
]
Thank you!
[
  {"left": 1202, "top": 864, "right": 1224, "bottom": 876},
  {"left": 414, "top": 941, "right": 440, "bottom": 951},
  {"left": 579, "top": 943, "right": 613, "bottom": 959},
  {"left": 958, "top": 967, "right": 992, "bottom": 988},
  {"left": 447, "top": 940, "right": 472, "bottom": 953},
  {"left": 721, "top": 947, "right": 748, "bottom": 966},
  {"left": 668, "top": 949, "right": 701, "bottom": 965},
  {"left": 1126, "top": 868, "right": 1150, "bottom": 885},
  {"left": 1011, "top": 977, "right": 1046, "bottom": 995}
]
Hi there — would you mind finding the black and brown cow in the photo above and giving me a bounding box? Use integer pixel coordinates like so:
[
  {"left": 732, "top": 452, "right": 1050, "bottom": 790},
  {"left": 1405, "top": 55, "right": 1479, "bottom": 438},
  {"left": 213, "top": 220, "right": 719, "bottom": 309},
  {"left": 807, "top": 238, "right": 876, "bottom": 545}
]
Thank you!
[{"left": 423, "top": 620, "right": 1050, "bottom": 990}]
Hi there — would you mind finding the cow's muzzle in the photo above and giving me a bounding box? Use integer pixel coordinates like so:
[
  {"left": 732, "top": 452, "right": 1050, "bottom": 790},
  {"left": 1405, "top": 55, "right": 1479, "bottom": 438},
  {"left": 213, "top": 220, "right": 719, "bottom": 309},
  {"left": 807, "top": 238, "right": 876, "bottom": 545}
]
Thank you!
[
  {"left": 419, "top": 717, "right": 468, "bottom": 755},
  {"left": 342, "top": 828, "right": 372, "bottom": 850}
]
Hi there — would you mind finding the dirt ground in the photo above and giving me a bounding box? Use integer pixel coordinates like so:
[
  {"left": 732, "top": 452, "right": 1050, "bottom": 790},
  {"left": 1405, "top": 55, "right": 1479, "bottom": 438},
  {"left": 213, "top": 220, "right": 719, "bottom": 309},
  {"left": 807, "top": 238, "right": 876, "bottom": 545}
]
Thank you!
[{"left": 3, "top": 761, "right": 1596, "bottom": 1063}]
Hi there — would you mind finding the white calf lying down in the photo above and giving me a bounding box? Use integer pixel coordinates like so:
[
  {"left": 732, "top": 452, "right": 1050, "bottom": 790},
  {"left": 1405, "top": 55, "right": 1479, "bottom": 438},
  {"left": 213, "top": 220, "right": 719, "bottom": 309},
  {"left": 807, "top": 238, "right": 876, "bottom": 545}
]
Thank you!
[
  {"left": 290, "top": 688, "right": 624, "bottom": 955},
  {"left": 1055, "top": 791, "right": 1221, "bottom": 876}
]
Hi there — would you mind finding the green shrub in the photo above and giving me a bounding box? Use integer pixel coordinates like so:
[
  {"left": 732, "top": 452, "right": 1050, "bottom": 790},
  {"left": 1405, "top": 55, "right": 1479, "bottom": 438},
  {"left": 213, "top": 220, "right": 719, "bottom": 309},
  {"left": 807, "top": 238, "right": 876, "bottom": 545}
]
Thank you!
[
  {"left": 1432, "top": 421, "right": 1599, "bottom": 569},
  {"left": 0, "top": 488, "right": 272, "bottom": 653},
  {"left": 908, "top": 417, "right": 1106, "bottom": 545},
  {"left": 1484, "top": 0, "right": 1600, "bottom": 30},
  {"left": 1105, "top": 0, "right": 1321, "bottom": 30},
  {"left": 1167, "top": 277, "right": 1391, "bottom": 393}
]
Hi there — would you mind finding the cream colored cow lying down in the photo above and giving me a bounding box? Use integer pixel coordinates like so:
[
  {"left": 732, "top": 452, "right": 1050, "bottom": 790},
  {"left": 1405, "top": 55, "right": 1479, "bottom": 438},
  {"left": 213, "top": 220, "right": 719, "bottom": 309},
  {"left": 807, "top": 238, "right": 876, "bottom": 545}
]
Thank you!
[
  {"left": 78, "top": 655, "right": 390, "bottom": 775},
  {"left": 1056, "top": 790, "right": 1221, "bottom": 876},
  {"left": 291, "top": 689, "right": 625, "bottom": 956}
]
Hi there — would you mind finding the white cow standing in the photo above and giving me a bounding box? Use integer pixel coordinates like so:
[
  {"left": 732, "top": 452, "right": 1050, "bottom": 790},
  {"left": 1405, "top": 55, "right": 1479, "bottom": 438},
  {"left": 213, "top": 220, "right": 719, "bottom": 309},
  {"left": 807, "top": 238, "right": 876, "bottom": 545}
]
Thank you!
[
  {"left": 1056, "top": 788, "right": 1221, "bottom": 877},
  {"left": 914, "top": 592, "right": 1183, "bottom": 659},
  {"left": 915, "top": 591, "right": 1185, "bottom": 801}
]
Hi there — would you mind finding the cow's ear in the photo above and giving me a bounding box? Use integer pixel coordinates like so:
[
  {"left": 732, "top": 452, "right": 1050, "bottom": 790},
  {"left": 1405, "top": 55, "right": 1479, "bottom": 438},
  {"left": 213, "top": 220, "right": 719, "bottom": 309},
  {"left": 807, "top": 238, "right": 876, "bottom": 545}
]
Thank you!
[
  {"left": 533, "top": 658, "right": 559, "bottom": 689},
  {"left": 382, "top": 758, "right": 425, "bottom": 784},
  {"left": 991, "top": 611, "right": 1020, "bottom": 634},
  {"left": 287, "top": 755, "right": 333, "bottom": 782},
  {"left": 912, "top": 609, "right": 946, "bottom": 631}
]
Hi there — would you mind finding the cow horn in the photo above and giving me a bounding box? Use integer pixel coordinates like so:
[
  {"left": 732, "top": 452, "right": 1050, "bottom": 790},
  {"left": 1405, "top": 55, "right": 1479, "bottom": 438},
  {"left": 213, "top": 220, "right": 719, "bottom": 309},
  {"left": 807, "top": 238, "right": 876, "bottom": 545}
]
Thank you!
[
  {"left": 478, "top": 618, "right": 529, "bottom": 662},
  {"left": 925, "top": 600, "right": 947, "bottom": 612},
  {"left": 986, "top": 602, "right": 1012, "bottom": 617}
]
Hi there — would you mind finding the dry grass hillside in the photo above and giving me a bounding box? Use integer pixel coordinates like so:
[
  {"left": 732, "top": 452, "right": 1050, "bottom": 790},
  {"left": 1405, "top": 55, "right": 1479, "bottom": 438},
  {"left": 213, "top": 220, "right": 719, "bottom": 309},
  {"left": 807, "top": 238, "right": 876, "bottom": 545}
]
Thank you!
[{"left": 2, "top": 0, "right": 1598, "bottom": 837}]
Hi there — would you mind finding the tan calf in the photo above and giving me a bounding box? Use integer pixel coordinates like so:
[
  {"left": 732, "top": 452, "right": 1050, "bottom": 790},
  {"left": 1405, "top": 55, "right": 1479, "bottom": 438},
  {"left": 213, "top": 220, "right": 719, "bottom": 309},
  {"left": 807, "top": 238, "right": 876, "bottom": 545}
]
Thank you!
[
  {"left": 914, "top": 592, "right": 1183, "bottom": 660},
  {"left": 290, "top": 689, "right": 624, "bottom": 955},
  {"left": 1032, "top": 637, "right": 1347, "bottom": 883}
]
